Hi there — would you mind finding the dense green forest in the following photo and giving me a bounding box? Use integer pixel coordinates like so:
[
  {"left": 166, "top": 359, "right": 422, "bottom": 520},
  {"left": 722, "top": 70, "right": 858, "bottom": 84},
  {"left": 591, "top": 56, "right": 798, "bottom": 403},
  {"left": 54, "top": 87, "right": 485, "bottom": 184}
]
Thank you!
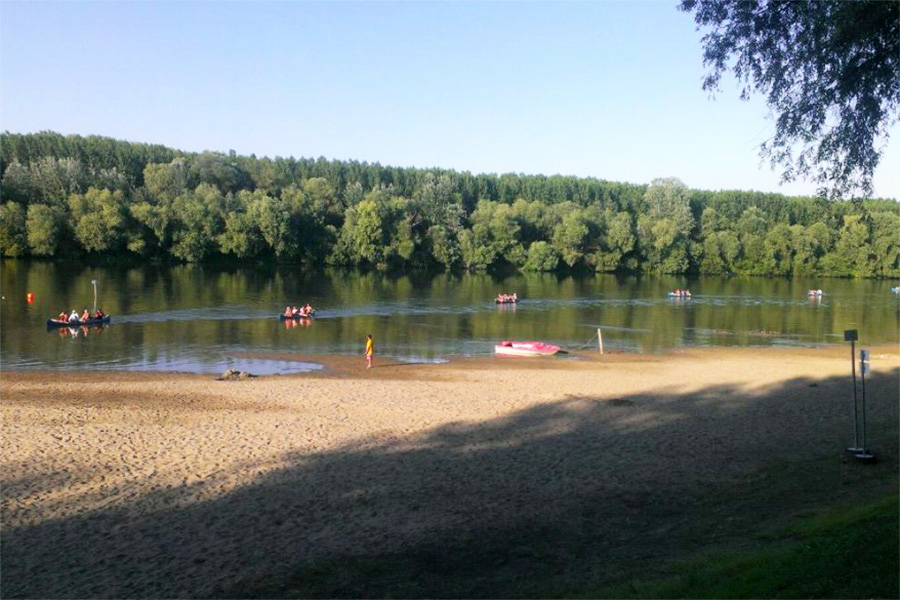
[{"left": 1, "top": 131, "right": 897, "bottom": 277}]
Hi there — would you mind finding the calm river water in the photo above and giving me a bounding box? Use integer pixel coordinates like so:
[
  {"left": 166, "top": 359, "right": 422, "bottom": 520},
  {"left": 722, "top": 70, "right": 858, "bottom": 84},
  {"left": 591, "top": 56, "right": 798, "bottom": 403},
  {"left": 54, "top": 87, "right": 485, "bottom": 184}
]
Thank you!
[{"left": 1, "top": 259, "right": 897, "bottom": 374}]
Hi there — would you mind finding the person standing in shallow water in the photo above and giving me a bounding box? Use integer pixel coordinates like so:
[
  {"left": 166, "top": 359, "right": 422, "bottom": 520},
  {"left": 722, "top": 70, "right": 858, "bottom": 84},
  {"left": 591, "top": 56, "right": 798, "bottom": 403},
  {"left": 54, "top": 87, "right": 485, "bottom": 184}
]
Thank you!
[{"left": 365, "top": 334, "right": 374, "bottom": 369}]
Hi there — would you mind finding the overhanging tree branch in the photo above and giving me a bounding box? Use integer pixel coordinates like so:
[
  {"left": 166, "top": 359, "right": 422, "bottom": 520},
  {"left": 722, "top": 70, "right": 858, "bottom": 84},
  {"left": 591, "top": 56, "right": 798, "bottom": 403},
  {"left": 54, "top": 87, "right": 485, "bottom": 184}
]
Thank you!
[{"left": 680, "top": 0, "right": 899, "bottom": 199}]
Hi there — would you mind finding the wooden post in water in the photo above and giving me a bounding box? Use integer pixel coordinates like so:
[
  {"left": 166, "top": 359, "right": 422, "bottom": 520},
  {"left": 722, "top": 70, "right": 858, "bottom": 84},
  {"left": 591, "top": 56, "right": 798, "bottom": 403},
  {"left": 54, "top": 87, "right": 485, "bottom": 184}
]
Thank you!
[{"left": 597, "top": 328, "right": 603, "bottom": 355}]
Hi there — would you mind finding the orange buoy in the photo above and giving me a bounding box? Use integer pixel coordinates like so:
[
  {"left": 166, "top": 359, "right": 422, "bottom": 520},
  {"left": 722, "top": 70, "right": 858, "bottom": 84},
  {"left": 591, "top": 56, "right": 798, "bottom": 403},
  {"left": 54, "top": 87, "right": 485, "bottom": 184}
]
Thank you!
[{"left": 26, "top": 292, "right": 35, "bottom": 304}]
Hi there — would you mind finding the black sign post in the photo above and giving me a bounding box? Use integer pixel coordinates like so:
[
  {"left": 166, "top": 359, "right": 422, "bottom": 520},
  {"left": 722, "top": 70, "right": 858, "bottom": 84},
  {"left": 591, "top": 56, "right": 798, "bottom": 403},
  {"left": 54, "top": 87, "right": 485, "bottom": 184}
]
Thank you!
[{"left": 844, "top": 329, "right": 863, "bottom": 454}]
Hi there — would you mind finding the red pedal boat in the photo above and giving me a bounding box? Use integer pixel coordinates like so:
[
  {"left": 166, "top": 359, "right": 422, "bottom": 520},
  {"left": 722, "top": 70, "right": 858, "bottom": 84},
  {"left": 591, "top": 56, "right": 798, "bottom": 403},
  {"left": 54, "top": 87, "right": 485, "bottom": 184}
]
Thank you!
[{"left": 494, "top": 340, "right": 560, "bottom": 357}]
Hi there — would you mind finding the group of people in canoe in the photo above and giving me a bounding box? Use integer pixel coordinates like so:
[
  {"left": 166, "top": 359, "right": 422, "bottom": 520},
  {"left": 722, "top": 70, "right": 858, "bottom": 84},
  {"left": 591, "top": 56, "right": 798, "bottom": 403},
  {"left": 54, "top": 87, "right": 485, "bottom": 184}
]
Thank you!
[
  {"left": 669, "top": 289, "right": 692, "bottom": 298},
  {"left": 283, "top": 303, "right": 316, "bottom": 318},
  {"left": 807, "top": 289, "right": 825, "bottom": 297},
  {"left": 495, "top": 293, "right": 518, "bottom": 304},
  {"left": 54, "top": 307, "right": 105, "bottom": 324}
]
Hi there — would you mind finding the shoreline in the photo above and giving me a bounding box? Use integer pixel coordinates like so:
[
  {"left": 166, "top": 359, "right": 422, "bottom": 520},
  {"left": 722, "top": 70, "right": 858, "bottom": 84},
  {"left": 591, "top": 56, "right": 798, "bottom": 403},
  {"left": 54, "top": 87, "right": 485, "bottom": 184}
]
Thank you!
[{"left": 3, "top": 342, "right": 898, "bottom": 380}]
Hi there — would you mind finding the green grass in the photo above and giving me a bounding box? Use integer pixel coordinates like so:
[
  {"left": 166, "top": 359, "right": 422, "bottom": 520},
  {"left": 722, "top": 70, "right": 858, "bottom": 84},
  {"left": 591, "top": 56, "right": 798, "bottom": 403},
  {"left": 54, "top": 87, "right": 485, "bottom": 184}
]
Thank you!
[{"left": 576, "top": 494, "right": 899, "bottom": 599}]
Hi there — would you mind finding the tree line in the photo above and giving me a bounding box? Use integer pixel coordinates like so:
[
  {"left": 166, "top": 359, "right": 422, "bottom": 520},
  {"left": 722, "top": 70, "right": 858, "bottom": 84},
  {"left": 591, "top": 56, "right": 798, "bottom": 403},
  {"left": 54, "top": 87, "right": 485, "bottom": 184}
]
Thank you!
[{"left": 1, "top": 131, "right": 897, "bottom": 277}]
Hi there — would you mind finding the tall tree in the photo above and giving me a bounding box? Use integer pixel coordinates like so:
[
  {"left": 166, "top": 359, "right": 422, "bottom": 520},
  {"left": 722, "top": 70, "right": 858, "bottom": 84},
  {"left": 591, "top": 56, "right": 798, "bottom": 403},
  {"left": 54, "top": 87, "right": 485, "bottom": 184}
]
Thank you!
[
  {"left": 680, "top": 0, "right": 900, "bottom": 199},
  {"left": 25, "top": 204, "right": 66, "bottom": 256},
  {"left": 0, "top": 202, "right": 28, "bottom": 256},
  {"left": 68, "top": 188, "right": 126, "bottom": 253},
  {"left": 638, "top": 178, "right": 695, "bottom": 272}
]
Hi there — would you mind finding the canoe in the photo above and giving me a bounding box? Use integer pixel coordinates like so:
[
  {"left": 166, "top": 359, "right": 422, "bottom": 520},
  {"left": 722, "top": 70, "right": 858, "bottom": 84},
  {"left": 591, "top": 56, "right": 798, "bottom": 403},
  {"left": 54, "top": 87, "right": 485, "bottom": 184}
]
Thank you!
[
  {"left": 46, "top": 316, "right": 111, "bottom": 328},
  {"left": 494, "top": 340, "right": 560, "bottom": 357},
  {"left": 668, "top": 292, "right": 691, "bottom": 298},
  {"left": 279, "top": 312, "right": 315, "bottom": 320},
  {"left": 495, "top": 299, "right": 518, "bottom": 304}
]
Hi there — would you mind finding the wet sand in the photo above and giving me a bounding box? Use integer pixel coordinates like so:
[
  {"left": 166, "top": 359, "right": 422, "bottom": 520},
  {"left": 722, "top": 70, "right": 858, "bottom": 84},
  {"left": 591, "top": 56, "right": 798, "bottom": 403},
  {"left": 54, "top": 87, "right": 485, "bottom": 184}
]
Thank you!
[{"left": 2, "top": 345, "right": 898, "bottom": 598}]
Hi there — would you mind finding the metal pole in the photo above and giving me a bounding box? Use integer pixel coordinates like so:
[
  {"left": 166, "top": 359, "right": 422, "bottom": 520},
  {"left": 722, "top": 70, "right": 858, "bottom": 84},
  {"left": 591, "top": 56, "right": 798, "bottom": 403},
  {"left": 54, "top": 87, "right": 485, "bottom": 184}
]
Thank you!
[
  {"left": 854, "top": 348, "right": 876, "bottom": 462},
  {"left": 597, "top": 328, "right": 603, "bottom": 355},
  {"left": 850, "top": 339, "right": 859, "bottom": 449},
  {"left": 860, "top": 352, "right": 867, "bottom": 452},
  {"left": 91, "top": 280, "right": 97, "bottom": 314}
]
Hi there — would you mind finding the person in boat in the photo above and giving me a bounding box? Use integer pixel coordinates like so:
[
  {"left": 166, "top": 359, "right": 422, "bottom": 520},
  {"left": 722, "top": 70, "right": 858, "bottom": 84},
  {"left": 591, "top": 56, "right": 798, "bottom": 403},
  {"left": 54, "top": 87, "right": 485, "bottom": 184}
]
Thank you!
[
  {"left": 80, "top": 308, "right": 91, "bottom": 321},
  {"left": 93, "top": 308, "right": 105, "bottom": 319},
  {"left": 512, "top": 293, "right": 518, "bottom": 302},
  {"left": 58, "top": 310, "right": 68, "bottom": 322},
  {"left": 68, "top": 309, "right": 80, "bottom": 323},
  {"left": 304, "top": 303, "right": 313, "bottom": 315},
  {"left": 284, "top": 306, "right": 292, "bottom": 317}
]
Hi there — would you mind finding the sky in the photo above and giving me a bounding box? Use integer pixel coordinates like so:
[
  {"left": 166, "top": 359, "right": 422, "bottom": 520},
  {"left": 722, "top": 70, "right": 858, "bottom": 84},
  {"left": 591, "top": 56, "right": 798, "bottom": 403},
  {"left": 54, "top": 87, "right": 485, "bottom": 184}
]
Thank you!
[{"left": 1, "top": 0, "right": 897, "bottom": 199}]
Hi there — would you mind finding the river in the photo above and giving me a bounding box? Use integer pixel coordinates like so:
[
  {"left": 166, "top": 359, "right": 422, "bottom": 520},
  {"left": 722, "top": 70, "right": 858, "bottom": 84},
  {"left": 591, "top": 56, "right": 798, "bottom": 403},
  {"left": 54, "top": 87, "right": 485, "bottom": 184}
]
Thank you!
[{"left": 1, "top": 259, "right": 897, "bottom": 374}]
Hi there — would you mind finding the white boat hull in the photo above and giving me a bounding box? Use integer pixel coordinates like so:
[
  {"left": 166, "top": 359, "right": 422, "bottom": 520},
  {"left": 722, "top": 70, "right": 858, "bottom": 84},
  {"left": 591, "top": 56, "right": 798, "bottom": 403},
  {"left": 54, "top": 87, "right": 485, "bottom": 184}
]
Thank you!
[{"left": 494, "top": 341, "right": 560, "bottom": 357}]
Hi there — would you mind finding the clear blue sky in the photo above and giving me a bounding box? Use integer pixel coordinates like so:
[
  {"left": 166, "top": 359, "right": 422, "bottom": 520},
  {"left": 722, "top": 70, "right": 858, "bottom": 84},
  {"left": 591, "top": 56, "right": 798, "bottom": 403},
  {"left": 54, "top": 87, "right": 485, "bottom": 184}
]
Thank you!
[{"left": 1, "top": 0, "right": 897, "bottom": 199}]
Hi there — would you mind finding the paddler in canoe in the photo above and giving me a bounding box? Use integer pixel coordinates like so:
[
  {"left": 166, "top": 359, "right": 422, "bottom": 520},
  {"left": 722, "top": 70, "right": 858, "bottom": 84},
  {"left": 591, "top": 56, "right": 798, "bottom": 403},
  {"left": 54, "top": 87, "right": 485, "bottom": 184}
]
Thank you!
[{"left": 283, "top": 304, "right": 315, "bottom": 319}]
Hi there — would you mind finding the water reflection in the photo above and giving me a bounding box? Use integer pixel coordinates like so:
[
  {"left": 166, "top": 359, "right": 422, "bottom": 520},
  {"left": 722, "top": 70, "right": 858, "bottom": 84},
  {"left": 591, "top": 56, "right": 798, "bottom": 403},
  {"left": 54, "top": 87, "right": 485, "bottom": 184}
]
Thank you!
[{"left": 2, "top": 259, "right": 898, "bottom": 372}]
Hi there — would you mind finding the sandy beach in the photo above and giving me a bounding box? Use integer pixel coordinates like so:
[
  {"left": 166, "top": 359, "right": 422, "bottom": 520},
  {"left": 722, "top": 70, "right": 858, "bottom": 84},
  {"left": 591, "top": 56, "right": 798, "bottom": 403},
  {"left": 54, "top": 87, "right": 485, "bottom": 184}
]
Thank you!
[{"left": 2, "top": 345, "right": 898, "bottom": 598}]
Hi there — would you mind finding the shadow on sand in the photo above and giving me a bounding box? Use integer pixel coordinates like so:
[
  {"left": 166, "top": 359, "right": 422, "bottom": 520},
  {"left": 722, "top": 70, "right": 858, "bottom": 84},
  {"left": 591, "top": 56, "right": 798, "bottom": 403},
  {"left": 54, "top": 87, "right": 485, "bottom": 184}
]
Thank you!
[{"left": 2, "top": 368, "right": 898, "bottom": 598}]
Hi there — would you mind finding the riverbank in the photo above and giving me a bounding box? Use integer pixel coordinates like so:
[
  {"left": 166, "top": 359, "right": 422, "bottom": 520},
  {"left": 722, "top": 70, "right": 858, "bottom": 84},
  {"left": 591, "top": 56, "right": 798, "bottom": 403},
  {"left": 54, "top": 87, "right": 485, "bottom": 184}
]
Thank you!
[{"left": 2, "top": 345, "right": 898, "bottom": 598}]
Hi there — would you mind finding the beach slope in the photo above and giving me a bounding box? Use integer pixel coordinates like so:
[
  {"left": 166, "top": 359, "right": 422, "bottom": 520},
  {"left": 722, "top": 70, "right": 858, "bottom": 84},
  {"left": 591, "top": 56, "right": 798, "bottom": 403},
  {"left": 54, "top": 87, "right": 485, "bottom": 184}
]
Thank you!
[{"left": 2, "top": 346, "right": 897, "bottom": 598}]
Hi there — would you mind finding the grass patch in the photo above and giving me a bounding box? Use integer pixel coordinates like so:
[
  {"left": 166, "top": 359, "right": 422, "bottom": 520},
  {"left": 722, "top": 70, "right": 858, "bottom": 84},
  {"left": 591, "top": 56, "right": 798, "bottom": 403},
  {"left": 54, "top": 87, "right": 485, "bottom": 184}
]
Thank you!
[{"left": 577, "top": 494, "right": 899, "bottom": 599}]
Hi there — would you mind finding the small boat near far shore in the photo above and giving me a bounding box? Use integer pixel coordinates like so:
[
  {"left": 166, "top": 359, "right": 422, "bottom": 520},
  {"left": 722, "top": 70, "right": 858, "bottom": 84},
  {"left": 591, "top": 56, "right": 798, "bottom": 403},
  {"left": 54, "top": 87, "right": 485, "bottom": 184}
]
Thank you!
[
  {"left": 46, "top": 316, "right": 111, "bottom": 328},
  {"left": 279, "top": 311, "right": 315, "bottom": 320},
  {"left": 494, "top": 340, "right": 561, "bottom": 357}
]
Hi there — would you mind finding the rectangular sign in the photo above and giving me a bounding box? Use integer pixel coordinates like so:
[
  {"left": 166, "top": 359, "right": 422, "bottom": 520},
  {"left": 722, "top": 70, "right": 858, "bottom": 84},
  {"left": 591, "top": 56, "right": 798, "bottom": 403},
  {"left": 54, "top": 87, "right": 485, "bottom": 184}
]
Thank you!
[{"left": 844, "top": 329, "right": 858, "bottom": 341}]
